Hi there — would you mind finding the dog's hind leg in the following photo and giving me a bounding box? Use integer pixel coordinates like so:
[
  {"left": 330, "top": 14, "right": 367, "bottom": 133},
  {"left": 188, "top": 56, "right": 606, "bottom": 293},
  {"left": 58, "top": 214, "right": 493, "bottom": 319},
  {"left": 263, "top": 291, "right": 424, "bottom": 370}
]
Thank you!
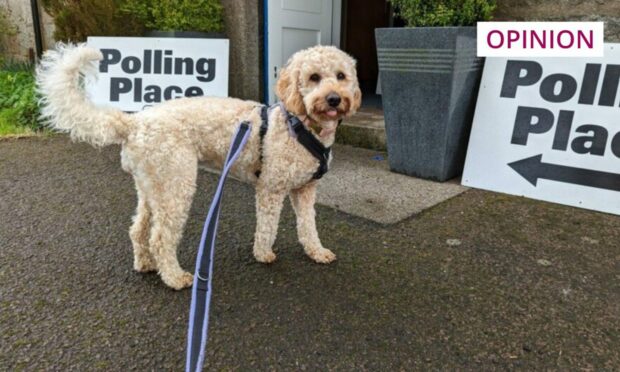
[
  {"left": 147, "top": 153, "right": 197, "bottom": 290},
  {"left": 253, "top": 185, "right": 287, "bottom": 263},
  {"left": 129, "top": 179, "right": 157, "bottom": 273},
  {"left": 290, "top": 183, "right": 336, "bottom": 263}
]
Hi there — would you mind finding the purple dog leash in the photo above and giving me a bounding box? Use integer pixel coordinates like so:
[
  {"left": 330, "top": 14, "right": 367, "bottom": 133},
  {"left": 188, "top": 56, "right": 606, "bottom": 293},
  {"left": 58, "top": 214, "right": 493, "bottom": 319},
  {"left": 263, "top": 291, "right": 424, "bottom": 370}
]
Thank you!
[{"left": 186, "top": 122, "right": 251, "bottom": 372}]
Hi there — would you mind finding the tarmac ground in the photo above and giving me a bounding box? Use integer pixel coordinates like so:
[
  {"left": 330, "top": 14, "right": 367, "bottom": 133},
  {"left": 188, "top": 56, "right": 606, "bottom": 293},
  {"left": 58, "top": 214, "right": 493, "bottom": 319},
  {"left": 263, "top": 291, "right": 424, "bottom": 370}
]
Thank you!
[{"left": 1, "top": 136, "right": 619, "bottom": 370}]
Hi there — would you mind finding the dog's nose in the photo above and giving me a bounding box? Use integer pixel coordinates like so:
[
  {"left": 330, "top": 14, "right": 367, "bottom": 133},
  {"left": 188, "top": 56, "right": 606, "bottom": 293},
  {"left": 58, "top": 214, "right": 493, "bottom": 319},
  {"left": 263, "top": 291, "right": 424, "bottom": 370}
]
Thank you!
[{"left": 326, "top": 92, "right": 341, "bottom": 107}]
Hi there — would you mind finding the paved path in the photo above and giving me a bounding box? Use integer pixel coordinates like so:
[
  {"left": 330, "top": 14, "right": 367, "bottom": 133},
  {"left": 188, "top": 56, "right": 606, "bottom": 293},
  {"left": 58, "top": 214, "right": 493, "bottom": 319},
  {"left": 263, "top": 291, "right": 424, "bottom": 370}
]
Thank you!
[
  {"left": 315, "top": 144, "right": 466, "bottom": 224},
  {"left": 1, "top": 136, "right": 619, "bottom": 370},
  {"left": 202, "top": 143, "right": 467, "bottom": 224}
]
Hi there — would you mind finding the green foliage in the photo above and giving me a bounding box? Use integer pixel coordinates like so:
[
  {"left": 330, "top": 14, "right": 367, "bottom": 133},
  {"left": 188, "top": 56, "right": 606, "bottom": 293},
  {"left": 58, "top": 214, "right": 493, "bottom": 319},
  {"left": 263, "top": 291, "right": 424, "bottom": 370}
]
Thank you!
[
  {"left": 41, "top": 0, "right": 145, "bottom": 42},
  {"left": 1, "top": 60, "right": 33, "bottom": 72},
  {"left": 42, "top": 0, "right": 224, "bottom": 41},
  {"left": 121, "top": 0, "right": 224, "bottom": 33},
  {"left": 390, "top": 0, "right": 495, "bottom": 27},
  {"left": 0, "top": 69, "right": 43, "bottom": 133}
]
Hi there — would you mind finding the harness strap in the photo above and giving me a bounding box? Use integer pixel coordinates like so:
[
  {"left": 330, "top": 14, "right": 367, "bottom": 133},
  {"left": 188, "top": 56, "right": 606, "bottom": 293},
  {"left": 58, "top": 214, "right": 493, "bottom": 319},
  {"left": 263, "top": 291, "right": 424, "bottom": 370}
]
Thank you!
[
  {"left": 259, "top": 105, "right": 269, "bottom": 138},
  {"left": 255, "top": 105, "right": 269, "bottom": 178},
  {"left": 256, "top": 104, "right": 332, "bottom": 180},
  {"left": 186, "top": 122, "right": 252, "bottom": 372},
  {"left": 286, "top": 115, "right": 331, "bottom": 179}
]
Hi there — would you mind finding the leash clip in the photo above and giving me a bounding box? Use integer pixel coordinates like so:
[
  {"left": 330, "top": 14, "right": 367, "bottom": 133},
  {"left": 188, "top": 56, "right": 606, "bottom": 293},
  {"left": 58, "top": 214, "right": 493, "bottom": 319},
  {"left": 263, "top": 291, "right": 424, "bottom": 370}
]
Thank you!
[{"left": 196, "top": 271, "right": 209, "bottom": 292}]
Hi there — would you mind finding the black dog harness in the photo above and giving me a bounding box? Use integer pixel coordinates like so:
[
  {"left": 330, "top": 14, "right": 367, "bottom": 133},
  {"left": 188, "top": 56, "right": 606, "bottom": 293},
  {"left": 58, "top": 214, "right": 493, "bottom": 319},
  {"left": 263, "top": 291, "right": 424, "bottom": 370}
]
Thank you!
[{"left": 256, "top": 104, "right": 332, "bottom": 180}]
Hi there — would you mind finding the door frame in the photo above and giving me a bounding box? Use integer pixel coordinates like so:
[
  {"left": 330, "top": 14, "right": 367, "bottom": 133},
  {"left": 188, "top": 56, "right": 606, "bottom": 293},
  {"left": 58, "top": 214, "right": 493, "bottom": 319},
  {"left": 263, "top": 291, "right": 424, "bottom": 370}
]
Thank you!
[{"left": 263, "top": 0, "right": 342, "bottom": 104}]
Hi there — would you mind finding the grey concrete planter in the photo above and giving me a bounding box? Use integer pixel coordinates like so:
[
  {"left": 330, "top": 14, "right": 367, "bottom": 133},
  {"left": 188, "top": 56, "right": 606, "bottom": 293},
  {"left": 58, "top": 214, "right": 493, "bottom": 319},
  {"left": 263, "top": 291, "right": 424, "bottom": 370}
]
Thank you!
[{"left": 375, "top": 27, "right": 483, "bottom": 181}]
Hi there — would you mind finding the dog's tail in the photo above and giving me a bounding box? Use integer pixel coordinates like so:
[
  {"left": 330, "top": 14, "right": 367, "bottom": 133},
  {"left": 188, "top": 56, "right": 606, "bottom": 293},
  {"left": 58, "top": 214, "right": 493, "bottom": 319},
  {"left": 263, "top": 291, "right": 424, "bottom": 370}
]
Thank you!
[{"left": 36, "top": 43, "right": 132, "bottom": 147}]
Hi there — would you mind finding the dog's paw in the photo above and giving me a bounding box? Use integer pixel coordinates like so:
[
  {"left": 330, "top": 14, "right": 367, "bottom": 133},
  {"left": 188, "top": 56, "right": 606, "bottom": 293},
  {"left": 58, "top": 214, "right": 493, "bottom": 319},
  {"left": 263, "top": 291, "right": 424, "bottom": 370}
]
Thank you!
[
  {"left": 133, "top": 256, "right": 157, "bottom": 273},
  {"left": 162, "top": 271, "right": 194, "bottom": 290},
  {"left": 307, "top": 248, "right": 336, "bottom": 264},
  {"left": 254, "top": 250, "right": 277, "bottom": 264}
]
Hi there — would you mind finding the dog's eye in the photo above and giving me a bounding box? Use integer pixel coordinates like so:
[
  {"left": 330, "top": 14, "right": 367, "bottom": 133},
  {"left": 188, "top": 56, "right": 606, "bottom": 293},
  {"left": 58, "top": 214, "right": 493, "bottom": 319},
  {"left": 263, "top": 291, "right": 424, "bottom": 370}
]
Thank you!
[
  {"left": 309, "top": 73, "right": 321, "bottom": 82},
  {"left": 337, "top": 72, "right": 346, "bottom": 80}
]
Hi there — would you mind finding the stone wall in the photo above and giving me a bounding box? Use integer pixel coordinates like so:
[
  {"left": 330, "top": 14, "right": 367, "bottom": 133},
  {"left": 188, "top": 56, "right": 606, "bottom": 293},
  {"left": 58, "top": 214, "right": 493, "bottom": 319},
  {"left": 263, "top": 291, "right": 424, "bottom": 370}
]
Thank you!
[
  {"left": 220, "top": 0, "right": 261, "bottom": 101},
  {"left": 495, "top": 0, "right": 620, "bottom": 42},
  {"left": 0, "top": 0, "right": 54, "bottom": 62}
]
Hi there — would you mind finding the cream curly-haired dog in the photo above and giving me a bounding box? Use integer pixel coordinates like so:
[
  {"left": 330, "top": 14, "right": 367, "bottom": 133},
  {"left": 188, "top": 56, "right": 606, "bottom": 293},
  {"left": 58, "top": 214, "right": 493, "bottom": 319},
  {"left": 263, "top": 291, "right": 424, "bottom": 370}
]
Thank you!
[{"left": 37, "top": 43, "right": 361, "bottom": 289}]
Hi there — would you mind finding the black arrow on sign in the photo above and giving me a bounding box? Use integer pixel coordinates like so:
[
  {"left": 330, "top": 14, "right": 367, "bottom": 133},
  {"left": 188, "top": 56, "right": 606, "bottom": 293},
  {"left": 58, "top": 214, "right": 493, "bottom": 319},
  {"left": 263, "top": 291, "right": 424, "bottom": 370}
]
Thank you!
[{"left": 508, "top": 154, "right": 620, "bottom": 192}]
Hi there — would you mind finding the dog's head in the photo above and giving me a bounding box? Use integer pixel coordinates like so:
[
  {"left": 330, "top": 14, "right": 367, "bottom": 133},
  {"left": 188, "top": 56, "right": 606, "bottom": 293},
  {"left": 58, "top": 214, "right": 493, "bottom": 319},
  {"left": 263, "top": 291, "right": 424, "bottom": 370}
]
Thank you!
[{"left": 276, "top": 45, "right": 362, "bottom": 122}]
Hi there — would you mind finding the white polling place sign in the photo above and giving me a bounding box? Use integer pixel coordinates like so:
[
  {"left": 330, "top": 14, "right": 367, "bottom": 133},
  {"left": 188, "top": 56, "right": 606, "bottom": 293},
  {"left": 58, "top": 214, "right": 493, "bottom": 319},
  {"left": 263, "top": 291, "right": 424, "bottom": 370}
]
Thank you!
[
  {"left": 463, "top": 44, "right": 620, "bottom": 215},
  {"left": 86, "top": 36, "right": 229, "bottom": 112}
]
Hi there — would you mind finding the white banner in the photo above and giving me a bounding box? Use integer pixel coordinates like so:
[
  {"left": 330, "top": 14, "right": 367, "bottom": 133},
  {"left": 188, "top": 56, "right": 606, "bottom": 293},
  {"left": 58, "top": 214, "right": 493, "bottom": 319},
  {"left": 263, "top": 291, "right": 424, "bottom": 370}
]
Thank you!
[
  {"left": 477, "top": 22, "right": 604, "bottom": 57},
  {"left": 463, "top": 44, "right": 620, "bottom": 215},
  {"left": 86, "top": 36, "right": 229, "bottom": 112}
]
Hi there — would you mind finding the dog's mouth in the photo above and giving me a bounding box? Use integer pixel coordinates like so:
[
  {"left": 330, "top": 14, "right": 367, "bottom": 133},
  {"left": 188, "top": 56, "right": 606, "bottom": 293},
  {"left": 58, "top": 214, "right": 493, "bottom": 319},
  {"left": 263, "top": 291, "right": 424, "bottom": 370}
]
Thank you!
[
  {"left": 315, "top": 108, "right": 345, "bottom": 120},
  {"left": 325, "top": 108, "right": 339, "bottom": 118}
]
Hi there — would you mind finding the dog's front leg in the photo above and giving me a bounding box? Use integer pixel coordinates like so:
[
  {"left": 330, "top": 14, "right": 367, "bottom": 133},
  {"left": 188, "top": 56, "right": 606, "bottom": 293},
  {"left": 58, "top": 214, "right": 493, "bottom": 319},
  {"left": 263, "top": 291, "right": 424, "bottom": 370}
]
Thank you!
[
  {"left": 290, "top": 182, "right": 336, "bottom": 263},
  {"left": 253, "top": 185, "right": 286, "bottom": 263}
]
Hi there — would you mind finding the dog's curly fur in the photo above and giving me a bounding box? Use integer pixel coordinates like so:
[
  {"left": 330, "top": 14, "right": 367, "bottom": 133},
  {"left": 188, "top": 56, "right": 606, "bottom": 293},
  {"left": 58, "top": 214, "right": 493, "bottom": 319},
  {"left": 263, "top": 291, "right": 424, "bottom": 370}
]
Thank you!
[{"left": 36, "top": 43, "right": 361, "bottom": 289}]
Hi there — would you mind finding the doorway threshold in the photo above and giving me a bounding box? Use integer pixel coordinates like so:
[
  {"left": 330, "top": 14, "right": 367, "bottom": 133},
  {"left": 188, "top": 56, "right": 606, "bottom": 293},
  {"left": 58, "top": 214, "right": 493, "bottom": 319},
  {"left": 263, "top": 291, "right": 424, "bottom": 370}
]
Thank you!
[{"left": 336, "top": 107, "right": 386, "bottom": 151}]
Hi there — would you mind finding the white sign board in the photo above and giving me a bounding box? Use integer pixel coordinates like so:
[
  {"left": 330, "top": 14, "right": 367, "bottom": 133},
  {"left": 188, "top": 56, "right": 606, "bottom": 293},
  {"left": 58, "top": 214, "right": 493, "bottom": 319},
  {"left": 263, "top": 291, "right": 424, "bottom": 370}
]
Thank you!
[
  {"left": 463, "top": 44, "right": 620, "bottom": 215},
  {"left": 86, "top": 37, "right": 229, "bottom": 112}
]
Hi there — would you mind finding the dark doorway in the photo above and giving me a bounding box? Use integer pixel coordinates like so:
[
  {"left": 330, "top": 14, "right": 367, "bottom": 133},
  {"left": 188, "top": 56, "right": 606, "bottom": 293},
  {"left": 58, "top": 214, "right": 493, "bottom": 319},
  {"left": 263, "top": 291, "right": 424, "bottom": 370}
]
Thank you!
[{"left": 341, "top": 0, "right": 391, "bottom": 109}]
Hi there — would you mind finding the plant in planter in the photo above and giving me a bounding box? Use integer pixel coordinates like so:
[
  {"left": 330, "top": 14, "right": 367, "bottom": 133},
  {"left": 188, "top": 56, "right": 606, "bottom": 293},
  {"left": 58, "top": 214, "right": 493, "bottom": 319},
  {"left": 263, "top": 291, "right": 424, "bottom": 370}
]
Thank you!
[
  {"left": 376, "top": 0, "right": 495, "bottom": 181},
  {"left": 121, "top": 0, "right": 224, "bottom": 37}
]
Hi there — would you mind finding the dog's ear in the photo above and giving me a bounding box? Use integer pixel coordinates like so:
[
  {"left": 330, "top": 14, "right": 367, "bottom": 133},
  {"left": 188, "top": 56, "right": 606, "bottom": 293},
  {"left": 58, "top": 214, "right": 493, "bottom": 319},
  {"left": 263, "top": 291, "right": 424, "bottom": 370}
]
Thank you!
[
  {"left": 347, "top": 57, "right": 362, "bottom": 116},
  {"left": 350, "top": 85, "right": 362, "bottom": 115},
  {"left": 275, "top": 64, "right": 306, "bottom": 115}
]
